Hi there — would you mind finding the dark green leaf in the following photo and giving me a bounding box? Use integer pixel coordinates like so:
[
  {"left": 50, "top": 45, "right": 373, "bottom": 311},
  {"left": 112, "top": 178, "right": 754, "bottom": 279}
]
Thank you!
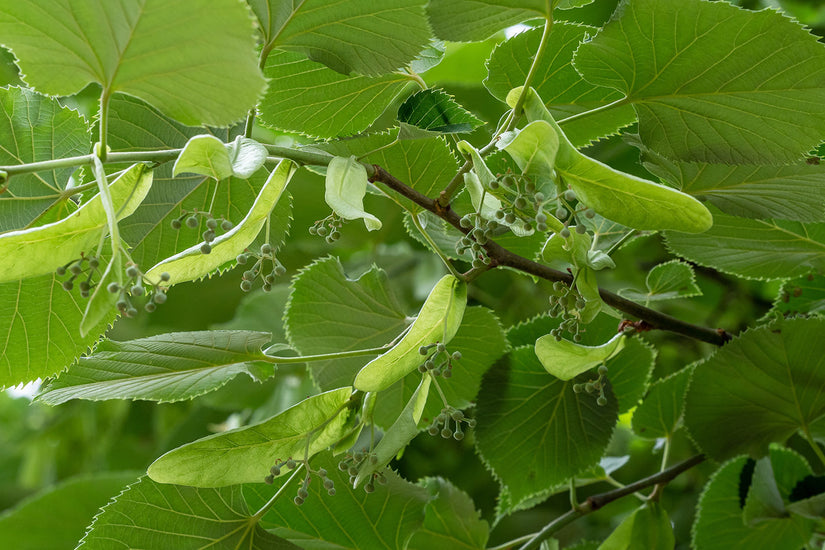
[
  {"left": 620, "top": 260, "right": 701, "bottom": 302},
  {"left": 398, "top": 89, "right": 483, "bottom": 136},
  {"left": 407, "top": 478, "right": 489, "bottom": 550},
  {"left": 427, "top": 0, "right": 547, "bottom": 41},
  {"left": 631, "top": 369, "right": 691, "bottom": 439}
]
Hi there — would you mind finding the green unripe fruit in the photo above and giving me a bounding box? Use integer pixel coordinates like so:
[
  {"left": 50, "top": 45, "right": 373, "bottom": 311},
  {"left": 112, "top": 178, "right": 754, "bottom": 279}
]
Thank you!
[
  {"left": 441, "top": 428, "right": 452, "bottom": 439},
  {"left": 564, "top": 189, "right": 576, "bottom": 201},
  {"left": 495, "top": 209, "right": 505, "bottom": 219},
  {"left": 186, "top": 216, "right": 198, "bottom": 228},
  {"left": 116, "top": 299, "right": 128, "bottom": 311},
  {"left": 536, "top": 222, "right": 548, "bottom": 232},
  {"left": 560, "top": 228, "right": 571, "bottom": 238},
  {"left": 330, "top": 230, "right": 341, "bottom": 240},
  {"left": 576, "top": 224, "right": 587, "bottom": 234},
  {"left": 203, "top": 230, "right": 215, "bottom": 242},
  {"left": 221, "top": 220, "right": 233, "bottom": 231},
  {"left": 107, "top": 282, "right": 120, "bottom": 293},
  {"left": 451, "top": 351, "right": 462, "bottom": 360},
  {"left": 328, "top": 488, "right": 336, "bottom": 496},
  {"left": 453, "top": 429, "right": 464, "bottom": 441},
  {"left": 171, "top": 218, "right": 182, "bottom": 230},
  {"left": 502, "top": 175, "right": 516, "bottom": 187},
  {"left": 286, "top": 459, "right": 297, "bottom": 470},
  {"left": 125, "top": 265, "right": 139, "bottom": 278},
  {"left": 69, "top": 263, "right": 82, "bottom": 275},
  {"left": 264, "top": 475, "right": 274, "bottom": 485},
  {"left": 274, "top": 265, "right": 286, "bottom": 276},
  {"left": 428, "top": 425, "right": 439, "bottom": 436},
  {"left": 294, "top": 496, "right": 304, "bottom": 506},
  {"left": 459, "top": 216, "right": 473, "bottom": 228},
  {"left": 62, "top": 280, "right": 73, "bottom": 291},
  {"left": 597, "top": 396, "right": 607, "bottom": 406},
  {"left": 236, "top": 254, "right": 248, "bottom": 265},
  {"left": 200, "top": 243, "right": 212, "bottom": 254},
  {"left": 153, "top": 292, "right": 167, "bottom": 304},
  {"left": 573, "top": 333, "right": 582, "bottom": 342},
  {"left": 555, "top": 208, "right": 568, "bottom": 220},
  {"left": 598, "top": 365, "right": 608, "bottom": 376},
  {"left": 534, "top": 192, "right": 545, "bottom": 202},
  {"left": 89, "top": 257, "right": 99, "bottom": 269},
  {"left": 323, "top": 479, "right": 334, "bottom": 490},
  {"left": 206, "top": 218, "right": 218, "bottom": 230},
  {"left": 308, "top": 226, "right": 317, "bottom": 236},
  {"left": 525, "top": 182, "right": 536, "bottom": 194},
  {"left": 338, "top": 461, "right": 348, "bottom": 471},
  {"left": 514, "top": 196, "right": 527, "bottom": 210},
  {"left": 489, "top": 179, "right": 500, "bottom": 189},
  {"left": 144, "top": 302, "right": 156, "bottom": 313},
  {"left": 262, "top": 283, "right": 272, "bottom": 293},
  {"left": 56, "top": 266, "right": 67, "bottom": 276},
  {"left": 573, "top": 384, "right": 583, "bottom": 393},
  {"left": 584, "top": 208, "right": 596, "bottom": 219},
  {"left": 504, "top": 212, "right": 516, "bottom": 224},
  {"left": 160, "top": 272, "right": 171, "bottom": 282},
  {"left": 261, "top": 243, "right": 273, "bottom": 255},
  {"left": 79, "top": 281, "right": 90, "bottom": 292},
  {"left": 316, "top": 226, "right": 327, "bottom": 237},
  {"left": 240, "top": 280, "right": 253, "bottom": 292},
  {"left": 131, "top": 285, "right": 144, "bottom": 296},
  {"left": 364, "top": 483, "right": 375, "bottom": 494},
  {"left": 297, "top": 488, "right": 308, "bottom": 499},
  {"left": 125, "top": 307, "right": 138, "bottom": 318},
  {"left": 271, "top": 465, "right": 281, "bottom": 476},
  {"left": 536, "top": 212, "right": 547, "bottom": 223}
]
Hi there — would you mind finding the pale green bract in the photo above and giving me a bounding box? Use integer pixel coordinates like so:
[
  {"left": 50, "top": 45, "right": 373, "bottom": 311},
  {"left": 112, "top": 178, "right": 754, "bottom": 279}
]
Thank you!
[
  {"left": 145, "top": 159, "right": 296, "bottom": 285},
  {"left": 173, "top": 135, "right": 268, "bottom": 181},
  {"left": 354, "top": 275, "right": 467, "bottom": 392},
  {"left": 507, "top": 87, "right": 713, "bottom": 234},
  {"left": 497, "top": 121, "right": 559, "bottom": 179},
  {"left": 535, "top": 332, "right": 624, "bottom": 380},
  {"left": 147, "top": 387, "right": 352, "bottom": 487},
  {"left": 0, "top": 163, "right": 152, "bottom": 283},
  {"left": 598, "top": 503, "right": 674, "bottom": 550},
  {"left": 0, "top": 0, "right": 265, "bottom": 127},
  {"left": 325, "top": 156, "right": 382, "bottom": 231}
]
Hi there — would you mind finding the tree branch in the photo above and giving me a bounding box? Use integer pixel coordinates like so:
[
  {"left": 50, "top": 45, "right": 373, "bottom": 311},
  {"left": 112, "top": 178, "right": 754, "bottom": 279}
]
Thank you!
[
  {"left": 517, "top": 454, "right": 706, "bottom": 550},
  {"left": 368, "top": 165, "right": 731, "bottom": 346}
]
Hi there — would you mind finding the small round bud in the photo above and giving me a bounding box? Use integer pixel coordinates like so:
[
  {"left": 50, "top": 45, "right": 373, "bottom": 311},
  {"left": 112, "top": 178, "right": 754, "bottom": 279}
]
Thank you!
[
  {"left": 534, "top": 192, "right": 545, "bottom": 202},
  {"left": 240, "top": 280, "right": 253, "bottom": 292},
  {"left": 294, "top": 496, "right": 304, "bottom": 506},
  {"left": 504, "top": 212, "right": 516, "bottom": 224},
  {"left": 79, "top": 281, "right": 90, "bottom": 292},
  {"left": 274, "top": 265, "right": 286, "bottom": 276},
  {"left": 573, "top": 384, "right": 583, "bottom": 393},
  {"left": 125, "top": 307, "right": 138, "bottom": 318},
  {"left": 441, "top": 428, "right": 452, "bottom": 439},
  {"left": 576, "top": 224, "right": 587, "bottom": 234},
  {"left": 459, "top": 216, "right": 472, "bottom": 228},
  {"left": 502, "top": 175, "right": 516, "bottom": 187},
  {"left": 56, "top": 266, "right": 67, "bottom": 276},
  {"left": 584, "top": 208, "right": 596, "bottom": 219},
  {"left": 364, "top": 483, "right": 375, "bottom": 494},
  {"left": 597, "top": 396, "right": 607, "bottom": 406},
  {"left": 451, "top": 351, "right": 462, "bottom": 361},
  {"left": 316, "top": 226, "right": 327, "bottom": 237},
  {"left": 560, "top": 228, "right": 571, "bottom": 238},
  {"left": 206, "top": 218, "right": 218, "bottom": 230},
  {"left": 525, "top": 182, "right": 536, "bottom": 194},
  {"left": 126, "top": 265, "right": 139, "bottom": 278},
  {"left": 308, "top": 226, "right": 317, "bottom": 236},
  {"left": 261, "top": 243, "right": 273, "bottom": 255},
  {"left": 453, "top": 429, "right": 464, "bottom": 441},
  {"left": 564, "top": 189, "right": 576, "bottom": 201},
  {"left": 236, "top": 254, "right": 248, "bottom": 265},
  {"left": 338, "top": 461, "right": 348, "bottom": 471},
  {"left": 116, "top": 299, "right": 128, "bottom": 311},
  {"left": 153, "top": 291, "right": 167, "bottom": 304},
  {"left": 160, "top": 272, "right": 171, "bottom": 282},
  {"left": 598, "top": 365, "right": 608, "bottom": 376},
  {"left": 323, "top": 479, "right": 334, "bottom": 490},
  {"left": 489, "top": 179, "right": 500, "bottom": 189},
  {"left": 297, "top": 488, "right": 308, "bottom": 499},
  {"left": 145, "top": 302, "right": 157, "bottom": 313},
  {"left": 89, "top": 257, "right": 99, "bottom": 269},
  {"left": 495, "top": 209, "right": 505, "bottom": 220},
  {"left": 436, "top": 342, "right": 446, "bottom": 353},
  {"left": 286, "top": 459, "right": 297, "bottom": 470},
  {"left": 265, "top": 475, "right": 274, "bottom": 485},
  {"left": 186, "top": 216, "right": 198, "bottom": 228},
  {"left": 203, "top": 230, "right": 215, "bottom": 242},
  {"left": 514, "top": 196, "right": 527, "bottom": 210},
  {"left": 131, "top": 284, "right": 144, "bottom": 296},
  {"left": 573, "top": 333, "right": 582, "bottom": 342},
  {"left": 69, "top": 263, "right": 82, "bottom": 275},
  {"left": 171, "top": 219, "right": 182, "bottom": 230},
  {"left": 200, "top": 243, "right": 212, "bottom": 254},
  {"left": 271, "top": 465, "right": 281, "bottom": 476},
  {"left": 107, "top": 282, "right": 120, "bottom": 293},
  {"left": 221, "top": 220, "right": 233, "bottom": 231},
  {"left": 555, "top": 208, "right": 568, "bottom": 220},
  {"left": 328, "top": 488, "right": 336, "bottom": 496},
  {"left": 467, "top": 419, "right": 477, "bottom": 429},
  {"left": 428, "top": 425, "right": 439, "bottom": 436},
  {"left": 62, "top": 280, "right": 74, "bottom": 291},
  {"left": 537, "top": 222, "right": 548, "bottom": 232}
]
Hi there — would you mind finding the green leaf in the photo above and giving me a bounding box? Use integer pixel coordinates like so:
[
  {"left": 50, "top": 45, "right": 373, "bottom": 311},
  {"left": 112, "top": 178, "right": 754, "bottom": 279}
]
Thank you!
[
  {"left": 36, "top": 331, "right": 273, "bottom": 405},
  {"left": 475, "top": 346, "right": 618, "bottom": 508},
  {"left": 573, "top": 0, "right": 825, "bottom": 164},
  {"left": 427, "top": 0, "right": 547, "bottom": 41},
  {"left": 320, "top": 132, "right": 459, "bottom": 214},
  {"left": 0, "top": 163, "right": 152, "bottom": 283},
  {"left": 251, "top": 0, "right": 431, "bottom": 76},
  {"left": 620, "top": 260, "right": 701, "bottom": 302},
  {"left": 497, "top": 121, "right": 560, "bottom": 179},
  {"left": 631, "top": 368, "right": 691, "bottom": 439},
  {"left": 639, "top": 143, "right": 825, "bottom": 222},
  {"left": 0, "top": 87, "right": 90, "bottom": 232},
  {"left": 0, "top": 0, "right": 264, "bottom": 126},
  {"left": 284, "top": 257, "right": 408, "bottom": 391},
  {"left": 397, "top": 88, "right": 483, "bottom": 136},
  {"left": 407, "top": 478, "right": 489, "bottom": 550},
  {"left": 485, "top": 24, "right": 636, "bottom": 146},
  {"left": 244, "top": 452, "right": 429, "bottom": 550},
  {"left": 0, "top": 472, "right": 137, "bottom": 550},
  {"left": 692, "top": 452, "right": 815, "bottom": 550},
  {"left": 173, "top": 135, "right": 268, "bottom": 182},
  {"left": 325, "top": 156, "right": 382, "bottom": 232},
  {"left": 373, "top": 306, "right": 507, "bottom": 430},
  {"left": 258, "top": 50, "right": 415, "bottom": 139},
  {"left": 148, "top": 387, "right": 352, "bottom": 487},
  {"left": 0, "top": 272, "right": 115, "bottom": 388},
  {"left": 355, "top": 275, "right": 467, "bottom": 392},
  {"left": 742, "top": 456, "right": 788, "bottom": 525},
  {"left": 510, "top": 87, "right": 712, "bottom": 233},
  {"left": 145, "top": 159, "right": 296, "bottom": 285},
  {"left": 78, "top": 254, "right": 120, "bottom": 338},
  {"left": 684, "top": 319, "right": 825, "bottom": 461},
  {"left": 665, "top": 210, "right": 825, "bottom": 280},
  {"left": 598, "top": 503, "right": 674, "bottom": 550},
  {"left": 77, "top": 476, "right": 299, "bottom": 550},
  {"left": 773, "top": 274, "right": 825, "bottom": 317},
  {"left": 535, "top": 333, "right": 624, "bottom": 380}
]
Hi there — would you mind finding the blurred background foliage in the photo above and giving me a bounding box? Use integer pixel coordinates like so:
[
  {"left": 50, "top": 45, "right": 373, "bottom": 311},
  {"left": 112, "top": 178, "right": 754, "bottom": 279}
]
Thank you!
[{"left": 0, "top": 0, "right": 817, "bottom": 547}]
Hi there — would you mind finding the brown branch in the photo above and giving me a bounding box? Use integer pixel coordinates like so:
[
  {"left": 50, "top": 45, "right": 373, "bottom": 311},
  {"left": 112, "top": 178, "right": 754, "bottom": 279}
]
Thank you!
[
  {"left": 516, "top": 454, "right": 706, "bottom": 550},
  {"left": 369, "top": 165, "right": 731, "bottom": 347}
]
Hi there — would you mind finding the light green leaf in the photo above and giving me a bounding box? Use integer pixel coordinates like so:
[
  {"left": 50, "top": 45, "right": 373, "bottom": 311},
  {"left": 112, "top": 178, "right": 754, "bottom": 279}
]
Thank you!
[
  {"left": 36, "top": 331, "right": 273, "bottom": 405},
  {"left": 665, "top": 210, "right": 825, "bottom": 280},
  {"left": 575, "top": 265, "right": 604, "bottom": 323},
  {"left": 509, "top": 87, "right": 713, "bottom": 233},
  {"left": 743, "top": 456, "right": 787, "bottom": 525},
  {"left": 355, "top": 377, "right": 430, "bottom": 486},
  {"left": 373, "top": 307, "right": 507, "bottom": 430},
  {"left": 535, "top": 333, "right": 624, "bottom": 380},
  {"left": 320, "top": 132, "right": 459, "bottom": 214},
  {"left": 79, "top": 254, "right": 120, "bottom": 337},
  {"left": 0, "top": 87, "right": 90, "bottom": 232},
  {"left": 0, "top": 163, "right": 152, "bottom": 283},
  {"left": 497, "top": 121, "right": 559, "bottom": 179},
  {"left": 598, "top": 503, "right": 674, "bottom": 550},
  {"left": 692, "top": 451, "right": 815, "bottom": 550},
  {"left": 485, "top": 24, "right": 636, "bottom": 146},
  {"left": 0, "top": 472, "right": 138, "bottom": 550},
  {"left": 258, "top": 50, "right": 415, "bottom": 139},
  {"left": 411, "top": 40, "right": 446, "bottom": 74},
  {"left": 148, "top": 387, "right": 352, "bottom": 487},
  {"left": 475, "top": 346, "right": 618, "bottom": 508},
  {"left": 397, "top": 88, "right": 483, "bottom": 136},
  {"left": 145, "top": 160, "right": 296, "bottom": 285},
  {"left": 639, "top": 143, "right": 825, "bottom": 222},
  {"left": 773, "top": 274, "right": 825, "bottom": 317},
  {"left": 173, "top": 135, "right": 267, "bottom": 181},
  {"left": 427, "top": 0, "right": 547, "bottom": 41},
  {"left": 251, "top": 0, "right": 431, "bottom": 76},
  {"left": 573, "top": 0, "right": 825, "bottom": 164},
  {"left": 244, "top": 452, "right": 429, "bottom": 550},
  {"left": 684, "top": 319, "right": 825, "bottom": 461},
  {"left": 0, "top": 0, "right": 265, "bottom": 126},
  {"left": 355, "top": 275, "right": 467, "bottom": 392},
  {"left": 325, "top": 156, "right": 382, "bottom": 231},
  {"left": 620, "top": 260, "right": 701, "bottom": 302},
  {"left": 0, "top": 272, "right": 115, "bottom": 388},
  {"left": 284, "top": 257, "right": 408, "bottom": 391},
  {"left": 407, "top": 478, "right": 489, "bottom": 550},
  {"left": 631, "top": 369, "right": 691, "bottom": 439},
  {"left": 77, "top": 476, "right": 299, "bottom": 550}
]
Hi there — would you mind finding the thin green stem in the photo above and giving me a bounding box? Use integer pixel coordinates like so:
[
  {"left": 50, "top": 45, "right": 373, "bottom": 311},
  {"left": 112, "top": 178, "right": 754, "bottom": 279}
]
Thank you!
[
  {"left": 98, "top": 90, "right": 111, "bottom": 162},
  {"left": 557, "top": 97, "right": 629, "bottom": 128},
  {"left": 803, "top": 427, "right": 825, "bottom": 469},
  {"left": 266, "top": 145, "right": 334, "bottom": 167},
  {"left": 430, "top": 374, "right": 450, "bottom": 408},
  {"left": 252, "top": 464, "right": 304, "bottom": 520},
  {"left": 605, "top": 230, "right": 637, "bottom": 257},
  {"left": 245, "top": 44, "right": 275, "bottom": 138},
  {"left": 0, "top": 149, "right": 181, "bottom": 179},
  {"left": 487, "top": 534, "right": 536, "bottom": 550},
  {"left": 648, "top": 435, "right": 673, "bottom": 502},
  {"left": 569, "top": 477, "right": 579, "bottom": 509},
  {"left": 262, "top": 345, "right": 391, "bottom": 364},
  {"left": 408, "top": 210, "right": 462, "bottom": 278},
  {"left": 505, "top": 17, "right": 553, "bottom": 133}
]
